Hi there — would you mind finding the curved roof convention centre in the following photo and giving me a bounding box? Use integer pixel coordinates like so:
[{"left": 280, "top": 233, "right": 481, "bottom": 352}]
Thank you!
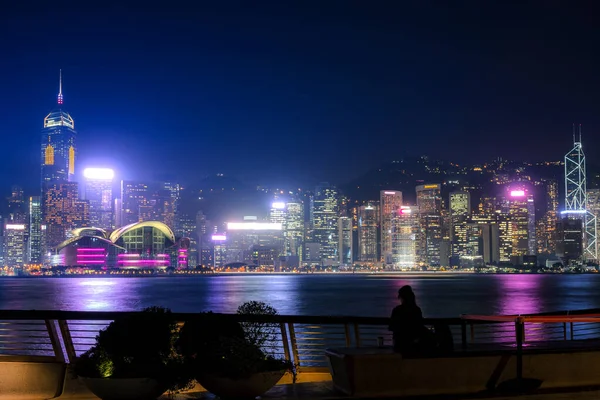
[
  {"left": 109, "top": 221, "right": 176, "bottom": 243},
  {"left": 56, "top": 221, "right": 176, "bottom": 252}
]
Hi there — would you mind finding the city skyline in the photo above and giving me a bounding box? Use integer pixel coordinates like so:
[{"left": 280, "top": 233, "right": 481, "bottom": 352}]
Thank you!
[{"left": 3, "top": 3, "right": 600, "bottom": 190}]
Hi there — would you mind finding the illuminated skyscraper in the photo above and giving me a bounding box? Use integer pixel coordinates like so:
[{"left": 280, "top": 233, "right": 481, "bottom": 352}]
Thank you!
[
  {"left": 84, "top": 168, "right": 114, "bottom": 229},
  {"left": 338, "top": 217, "right": 353, "bottom": 265},
  {"left": 450, "top": 191, "right": 471, "bottom": 261},
  {"left": 120, "top": 181, "right": 150, "bottom": 226},
  {"left": 28, "top": 196, "right": 44, "bottom": 264},
  {"left": 41, "top": 71, "right": 79, "bottom": 249},
  {"left": 564, "top": 125, "right": 596, "bottom": 260},
  {"left": 284, "top": 202, "right": 304, "bottom": 260},
  {"left": 380, "top": 190, "right": 402, "bottom": 263},
  {"left": 537, "top": 179, "right": 559, "bottom": 254},
  {"left": 44, "top": 182, "right": 89, "bottom": 247},
  {"left": 358, "top": 203, "right": 378, "bottom": 262},
  {"left": 450, "top": 191, "right": 471, "bottom": 218},
  {"left": 310, "top": 184, "right": 340, "bottom": 263},
  {"left": 416, "top": 184, "right": 442, "bottom": 266},
  {"left": 269, "top": 201, "right": 287, "bottom": 225},
  {"left": 4, "top": 223, "right": 26, "bottom": 266},
  {"left": 498, "top": 189, "right": 535, "bottom": 263},
  {"left": 41, "top": 71, "right": 76, "bottom": 186},
  {"left": 391, "top": 206, "right": 419, "bottom": 269},
  {"left": 8, "top": 186, "right": 26, "bottom": 223}
]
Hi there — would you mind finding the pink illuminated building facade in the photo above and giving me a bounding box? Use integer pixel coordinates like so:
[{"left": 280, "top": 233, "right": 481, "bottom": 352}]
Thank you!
[{"left": 54, "top": 221, "right": 191, "bottom": 269}]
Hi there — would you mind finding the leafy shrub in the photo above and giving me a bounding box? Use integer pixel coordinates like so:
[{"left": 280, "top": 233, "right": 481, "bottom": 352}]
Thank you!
[
  {"left": 178, "top": 302, "right": 295, "bottom": 381},
  {"left": 75, "top": 306, "right": 194, "bottom": 393}
]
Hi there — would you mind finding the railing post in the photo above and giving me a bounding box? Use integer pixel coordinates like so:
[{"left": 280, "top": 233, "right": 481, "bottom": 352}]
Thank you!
[
  {"left": 279, "top": 322, "right": 291, "bottom": 361},
  {"left": 287, "top": 322, "right": 300, "bottom": 369},
  {"left": 461, "top": 319, "right": 467, "bottom": 350},
  {"left": 470, "top": 322, "right": 475, "bottom": 342},
  {"left": 58, "top": 320, "right": 77, "bottom": 363},
  {"left": 353, "top": 323, "right": 361, "bottom": 347},
  {"left": 563, "top": 322, "right": 567, "bottom": 341},
  {"left": 570, "top": 322, "right": 574, "bottom": 340},
  {"left": 344, "top": 323, "right": 351, "bottom": 346},
  {"left": 45, "top": 320, "right": 65, "bottom": 363},
  {"left": 515, "top": 317, "right": 524, "bottom": 382}
]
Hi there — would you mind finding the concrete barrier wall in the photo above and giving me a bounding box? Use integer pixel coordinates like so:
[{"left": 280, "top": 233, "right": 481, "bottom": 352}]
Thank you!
[
  {"left": 0, "top": 361, "right": 66, "bottom": 400},
  {"left": 327, "top": 349, "right": 600, "bottom": 397}
]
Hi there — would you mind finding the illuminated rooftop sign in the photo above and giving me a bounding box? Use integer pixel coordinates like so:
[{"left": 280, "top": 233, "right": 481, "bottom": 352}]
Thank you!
[
  {"left": 212, "top": 235, "right": 227, "bottom": 241},
  {"left": 271, "top": 202, "right": 286, "bottom": 209},
  {"left": 510, "top": 190, "right": 525, "bottom": 197},
  {"left": 83, "top": 168, "right": 115, "bottom": 180},
  {"left": 5, "top": 224, "right": 25, "bottom": 230},
  {"left": 383, "top": 191, "right": 397, "bottom": 195},
  {"left": 227, "top": 222, "right": 282, "bottom": 230},
  {"left": 560, "top": 210, "right": 586, "bottom": 214},
  {"left": 423, "top": 184, "right": 439, "bottom": 189}
]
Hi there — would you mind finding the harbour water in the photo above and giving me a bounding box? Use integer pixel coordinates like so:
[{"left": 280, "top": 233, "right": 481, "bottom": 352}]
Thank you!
[{"left": 1, "top": 273, "right": 599, "bottom": 317}]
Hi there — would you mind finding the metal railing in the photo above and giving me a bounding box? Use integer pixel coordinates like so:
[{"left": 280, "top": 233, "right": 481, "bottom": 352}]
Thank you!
[{"left": 0, "top": 309, "right": 599, "bottom": 373}]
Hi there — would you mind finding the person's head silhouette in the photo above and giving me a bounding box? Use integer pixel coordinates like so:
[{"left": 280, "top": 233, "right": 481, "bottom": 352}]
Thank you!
[{"left": 398, "top": 285, "right": 416, "bottom": 305}]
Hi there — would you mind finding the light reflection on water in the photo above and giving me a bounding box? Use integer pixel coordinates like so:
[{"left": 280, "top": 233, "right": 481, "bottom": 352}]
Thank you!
[{"left": 0, "top": 274, "right": 599, "bottom": 317}]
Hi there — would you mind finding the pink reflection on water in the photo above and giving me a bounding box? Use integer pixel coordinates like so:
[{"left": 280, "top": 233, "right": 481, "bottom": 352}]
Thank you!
[{"left": 496, "top": 274, "right": 542, "bottom": 316}]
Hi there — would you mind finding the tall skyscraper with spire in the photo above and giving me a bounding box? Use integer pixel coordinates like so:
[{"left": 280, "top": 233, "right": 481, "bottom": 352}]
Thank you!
[
  {"left": 563, "top": 124, "right": 597, "bottom": 261},
  {"left": 41, "top": 71, "right": 83, "bottom": 251},
  {"left": 41, "top": 70, "right": 76, "bottom": 185}
]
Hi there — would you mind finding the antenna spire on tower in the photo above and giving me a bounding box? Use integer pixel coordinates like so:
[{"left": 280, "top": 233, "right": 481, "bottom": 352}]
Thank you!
[
  {"left": 579, "top": 123, "right": 582, "bottom": 144},
  {"left": 57, "top": 69, "right": 63, "bottom": 105}
]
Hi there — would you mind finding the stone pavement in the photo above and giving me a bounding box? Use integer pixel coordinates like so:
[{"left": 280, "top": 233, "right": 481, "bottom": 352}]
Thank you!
[{"left": 161, "top": 382, "right": 600, "bottom": 400}]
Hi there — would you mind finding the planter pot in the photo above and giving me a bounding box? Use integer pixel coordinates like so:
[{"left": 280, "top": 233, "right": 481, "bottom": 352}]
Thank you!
[
  {"left": 198, "top": 370, "right": 286, "bottom": 399},
  {"left": 78, "top": 377, "right": 167, "bottom": 400}
]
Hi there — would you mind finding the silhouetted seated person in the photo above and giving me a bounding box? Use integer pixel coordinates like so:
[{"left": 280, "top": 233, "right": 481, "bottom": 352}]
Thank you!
[{"left": 389, "top": 285, "right": 431, "bottom": 356}]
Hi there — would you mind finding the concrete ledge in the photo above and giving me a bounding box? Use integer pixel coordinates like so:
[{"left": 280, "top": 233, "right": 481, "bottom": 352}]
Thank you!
[
  {"left": 0, "top": 361, "right": 66, "bottom": 400},
  {"left": 326, "top": 347, "right": 600, "bottom": 397}
]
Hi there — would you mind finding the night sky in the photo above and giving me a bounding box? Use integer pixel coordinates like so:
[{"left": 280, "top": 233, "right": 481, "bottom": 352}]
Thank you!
[{"left": 1, "top": 1, "right": 599, "bottom": 192}]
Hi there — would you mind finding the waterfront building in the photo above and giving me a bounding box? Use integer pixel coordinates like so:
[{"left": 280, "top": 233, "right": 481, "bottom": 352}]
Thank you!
[
  {"left": 564, "top": 125, "right": 596, "bottom": 260},
  {"left": 4, "top": 223, "right": 26, "bottom": 266},
  {"left": 174, "top": 213, "right": 198, "bottom": 267},
  {"left": 497, "top": 189, "right": 535, "bottom": 264},
  {"left": 269, "top": 201, "right": 287, "bottom": 225},
  {"left": 55, "top": 221, "right": 189, "bottom": 268},
  {"left": 416, "top": 184, "right": 442, "bottom": 267},
  {"left": 311, "top": 184, "right": 340, "bottom": 264},
  {"left": 537, "top": 179, "right": 559, "bottom": 254},
  {"left": 44, "top": 182, "right": 89, "bottom": 248},
  {"left": 41, "top": 71, "right": 82, "bottom": 249},
  {"left": 338, "top": 217, "right": 353, "bottom": 265},
  {"left": 380, "top": 190, "right": 402, "bottom": 263},
  {"left": 480, "top": 222, "right": 501, "bottom": 264},
  {"left": 83, "top": 168, "right": 114, "bottom": 230},
  {"left": 120, "top": 181, "right": 150, "bottom": 227},
  {"left": 391, "top": 206, "right": 419, "bottom": 269},
  {"left": 28, "top": 196, "right": 44, "bottom": 263},
  {"left": 556, "top": 215, "right": 583, "bottom": 264},
  {"left": 224, "top": 220, "right": 284, "bottom": 264},
  {"left": 358, "top": 203, "right": 378, "bottom": 262},
  {"left": 8, "top": 186, "right": 26, "bottom": 223},
  {"left": 284, "top": 202, "right": 304, "bottom": 261}
]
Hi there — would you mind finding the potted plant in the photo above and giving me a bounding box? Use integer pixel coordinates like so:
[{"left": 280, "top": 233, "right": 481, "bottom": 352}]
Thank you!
[
  {"left": 178, "top": 301, "right": 295, "bottom": 399},
  {"left": 75, "top": 306, "right": 194, "bottom": 400}
]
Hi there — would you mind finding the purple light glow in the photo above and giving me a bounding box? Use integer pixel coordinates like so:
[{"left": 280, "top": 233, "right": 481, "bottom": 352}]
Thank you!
[
  {"left": 156, "top": 254, "right": 168, "bottom": 257},
  {"left": 76, "top": 260, "right": 106, "bottom": 264},
  {"left": 118, "top": 254, "right": 140, "bottom": 257},
  {"left": 510, "top": 190, "right": 525, "bottom": 197},
  {"left": 76, "top": 254, "right": 106, "bottom": 257},
  {"left": 117, "top": 260, "right": 169, "bottom": 265},
  {"left": 77, "top": 248, "right": 105, "bottom": 252},
  {"left": 212, "top": 235, "right": 227, "bottom": 241}
]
